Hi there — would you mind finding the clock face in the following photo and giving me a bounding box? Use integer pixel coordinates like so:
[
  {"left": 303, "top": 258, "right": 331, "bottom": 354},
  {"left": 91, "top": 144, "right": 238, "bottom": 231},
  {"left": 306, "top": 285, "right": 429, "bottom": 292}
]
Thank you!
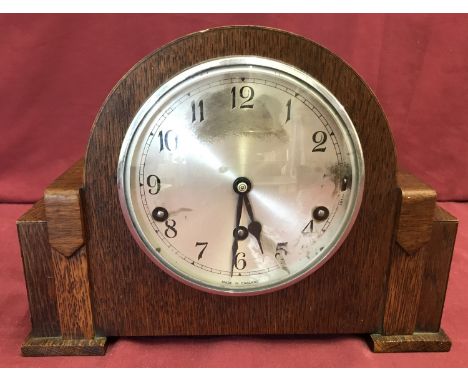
[{"left": 118, "top": 56, "right": 364, "bottom": 295}]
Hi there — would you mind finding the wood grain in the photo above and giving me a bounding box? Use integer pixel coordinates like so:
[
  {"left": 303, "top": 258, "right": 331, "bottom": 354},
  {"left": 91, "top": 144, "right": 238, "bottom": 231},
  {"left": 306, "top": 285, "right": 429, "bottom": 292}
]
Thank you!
[
  {"left": 17, "top": 199, "right": 61, "bottom": 337},
  {"left": 416, "top": 206, "right": 458, "bottom": 332},
  {"left": 44, "top": 159, "right": 85, "bottom": 257},
  {"left": 382, "top": 243, "right": 426, "bottom": 335},
  {"left": 84, "top": 26, "right": 398, "bottom": 336},
  {"left": 382, "top": 172, "right": 437, "bottom": 335},
  {"left": 396, "top": 172, "right": 437, "bottom": 254},
  {"left": 22, "top": 335, "right": 107, "bottom": 357},
  {"left": 51, "top": 246, "right": 95, "bottom": 339},
  {"left": 18, "top": 160, "right": 101, "bottom": 355},
  {"left": 43, "top": 158, "right": 95, "bottom": 338},
  {"left": 369, "top": 330, "right": 451, "bottom": 353}
]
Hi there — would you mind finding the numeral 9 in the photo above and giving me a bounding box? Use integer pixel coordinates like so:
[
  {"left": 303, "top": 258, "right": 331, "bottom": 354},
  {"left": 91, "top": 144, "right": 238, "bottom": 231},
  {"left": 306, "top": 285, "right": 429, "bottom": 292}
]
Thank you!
[{"left": 146, "top": 175, "right": 161, "bottom": 195}]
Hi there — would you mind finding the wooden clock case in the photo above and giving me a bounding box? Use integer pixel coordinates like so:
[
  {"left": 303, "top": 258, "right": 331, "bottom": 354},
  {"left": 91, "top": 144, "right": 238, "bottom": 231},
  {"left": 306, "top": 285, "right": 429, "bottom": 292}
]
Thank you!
[{"left": 17, "top": 26, "right": 458, "bottom": 356}]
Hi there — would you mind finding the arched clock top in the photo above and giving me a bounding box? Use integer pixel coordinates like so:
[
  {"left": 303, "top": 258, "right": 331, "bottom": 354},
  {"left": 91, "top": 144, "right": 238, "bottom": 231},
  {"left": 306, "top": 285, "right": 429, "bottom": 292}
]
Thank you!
[
  {"left": 83, "top": 25, "right": 398, "bottom": 297},
  {"left": 84, "top": 26, "right": 396, "bottom": 196}
]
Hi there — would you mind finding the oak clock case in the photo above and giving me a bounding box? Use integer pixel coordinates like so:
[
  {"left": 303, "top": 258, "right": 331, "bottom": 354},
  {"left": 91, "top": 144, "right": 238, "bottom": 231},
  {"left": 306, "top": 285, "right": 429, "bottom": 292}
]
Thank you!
[{"left": 17, "top": 26, "right": 457, "bottom": 356}]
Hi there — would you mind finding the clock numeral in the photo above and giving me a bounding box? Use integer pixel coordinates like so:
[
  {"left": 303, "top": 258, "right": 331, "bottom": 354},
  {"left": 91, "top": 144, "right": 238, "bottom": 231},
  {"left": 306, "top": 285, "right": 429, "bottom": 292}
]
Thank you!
[
  {"left": 301, "top": 219, "right": 313, "bottom": 234},
  {"left": 285, "top": 99, "right": 291, "bottom": 123},
  {"left": 195, "top": 241, "right": 208, "bottom": 260},
  {"left": 231, "top": 86, "right": 254, "bottom": 109},
  {"left": 234, "top": 252, "right": 247, "bottom": 270},
  {"left": 275, "top": 242, "right": 288, "bottom": 258},
  {"left": 158, "top": 130, "right": 178, "bottom": 152},
  {"left": 146, "top": 175, "right": 161, "bottom": 195},
  {"left": 192, "top": 100, "right": 204, "bottom": 123},
  {"left": 312, "top": 131, "right": 327, "bottom": 152},
  {"left": 164, "top": 219, "right": 177, "bottom": 238}
]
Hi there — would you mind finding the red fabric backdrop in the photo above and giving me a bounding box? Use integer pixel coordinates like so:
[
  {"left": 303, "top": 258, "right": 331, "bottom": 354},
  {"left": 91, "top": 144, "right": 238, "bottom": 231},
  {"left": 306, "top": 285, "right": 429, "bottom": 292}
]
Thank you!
[
  {"left": 0, "top": 14, "right": 468, "bottom": 202},
  {"left": 1, "top": 14, "right": 468, "bottom": 367}
]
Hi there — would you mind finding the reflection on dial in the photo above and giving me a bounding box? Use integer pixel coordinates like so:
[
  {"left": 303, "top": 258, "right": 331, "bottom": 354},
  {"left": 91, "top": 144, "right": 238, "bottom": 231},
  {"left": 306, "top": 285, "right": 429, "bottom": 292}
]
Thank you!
[{"left": 119, "top": 56, "right": 364, "bottom": 295}]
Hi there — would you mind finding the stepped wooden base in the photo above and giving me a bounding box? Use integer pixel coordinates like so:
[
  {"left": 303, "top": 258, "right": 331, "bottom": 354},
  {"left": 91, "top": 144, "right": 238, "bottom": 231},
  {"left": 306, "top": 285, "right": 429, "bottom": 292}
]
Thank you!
[
  {"left": 21, "top": 334, "right": 108, "bottom": 356},
  {"left": 368, "top": 330, "right": 451, "bottom": 353}
]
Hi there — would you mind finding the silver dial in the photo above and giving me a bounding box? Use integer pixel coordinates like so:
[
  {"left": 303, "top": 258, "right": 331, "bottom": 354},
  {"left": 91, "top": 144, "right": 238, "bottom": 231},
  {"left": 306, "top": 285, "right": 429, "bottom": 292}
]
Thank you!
[{"left": 118, "top": 56, "right": 364, "bottom": 295}]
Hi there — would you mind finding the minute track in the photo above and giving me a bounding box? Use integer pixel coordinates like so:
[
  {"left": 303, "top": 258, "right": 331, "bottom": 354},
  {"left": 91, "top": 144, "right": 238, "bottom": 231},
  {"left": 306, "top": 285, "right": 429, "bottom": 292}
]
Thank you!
[
  {"left": 120, "top": 56, "right": 364, "bottom": 294},
  {"left": 140, "top": 77, "right": 343, "bottom": 277}
]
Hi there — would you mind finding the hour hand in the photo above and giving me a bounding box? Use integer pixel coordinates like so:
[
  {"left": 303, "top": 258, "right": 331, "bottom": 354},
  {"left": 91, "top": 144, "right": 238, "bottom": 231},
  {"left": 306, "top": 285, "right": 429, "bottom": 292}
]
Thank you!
[
  {"left": 243, "top": 191, "right": 264, "bottom": 254},
  {"left": 248, "top": 220, "right": 263, "bottom": 254}
]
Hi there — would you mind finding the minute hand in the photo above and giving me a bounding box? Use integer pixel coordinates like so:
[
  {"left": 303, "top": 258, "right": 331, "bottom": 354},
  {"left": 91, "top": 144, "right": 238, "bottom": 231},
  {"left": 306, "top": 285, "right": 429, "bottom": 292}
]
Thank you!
[
  {"left": 231, "top": 193, "right": 244, "bottom": 276},
  {"left": 243, "top": 194, "right": 264, "bottom": 254}
]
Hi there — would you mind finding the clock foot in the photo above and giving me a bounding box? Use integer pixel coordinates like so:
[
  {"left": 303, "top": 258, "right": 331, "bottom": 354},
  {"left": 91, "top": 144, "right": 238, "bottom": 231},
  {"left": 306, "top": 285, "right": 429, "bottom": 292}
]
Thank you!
[
  {"left": 367, "top": 329, "right": 451, "bottom": 353},
  {"left": 21, "top": 333, "right": 108, "bottom": 356}
]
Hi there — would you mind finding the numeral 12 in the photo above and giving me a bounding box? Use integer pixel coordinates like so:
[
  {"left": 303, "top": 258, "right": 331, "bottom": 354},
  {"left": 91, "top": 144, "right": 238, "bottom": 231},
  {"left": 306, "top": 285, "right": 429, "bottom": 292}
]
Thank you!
[{"left": 231, "top": 86, "right": 254, "bottom": 109}]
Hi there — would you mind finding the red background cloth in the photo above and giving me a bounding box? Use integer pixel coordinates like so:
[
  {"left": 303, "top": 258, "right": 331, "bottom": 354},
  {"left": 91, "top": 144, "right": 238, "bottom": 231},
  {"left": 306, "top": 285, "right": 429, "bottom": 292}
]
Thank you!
[
  {"left": 1, "top": 14, "right": 467, "bottom": 367},
  {"left": 1, "top": 14, "right": 468, "bottom": 202}
]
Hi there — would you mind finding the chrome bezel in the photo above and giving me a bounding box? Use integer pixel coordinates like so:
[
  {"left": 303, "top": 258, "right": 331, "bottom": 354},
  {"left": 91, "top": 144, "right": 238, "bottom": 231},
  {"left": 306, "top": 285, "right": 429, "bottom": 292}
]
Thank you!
[{"left": 117, "top": 56, "right": 365, "bottom": 296}]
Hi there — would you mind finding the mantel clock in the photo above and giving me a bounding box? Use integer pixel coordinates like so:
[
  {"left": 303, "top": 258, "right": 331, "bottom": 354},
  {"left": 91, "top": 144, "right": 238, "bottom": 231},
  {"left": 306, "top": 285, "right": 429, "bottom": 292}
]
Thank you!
[{"left": 17, "top": 26, "right": 458, "bottom": 356}]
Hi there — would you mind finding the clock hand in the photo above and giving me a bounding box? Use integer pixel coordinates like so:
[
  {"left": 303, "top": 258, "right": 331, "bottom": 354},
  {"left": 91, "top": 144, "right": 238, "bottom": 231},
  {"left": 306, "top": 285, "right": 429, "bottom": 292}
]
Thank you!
[
  {"left": 243, "top": 194, "right": 264, "bottom": 254},
  {"left": 231, "top": 192, "right": 244, "bottom": 276}
]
